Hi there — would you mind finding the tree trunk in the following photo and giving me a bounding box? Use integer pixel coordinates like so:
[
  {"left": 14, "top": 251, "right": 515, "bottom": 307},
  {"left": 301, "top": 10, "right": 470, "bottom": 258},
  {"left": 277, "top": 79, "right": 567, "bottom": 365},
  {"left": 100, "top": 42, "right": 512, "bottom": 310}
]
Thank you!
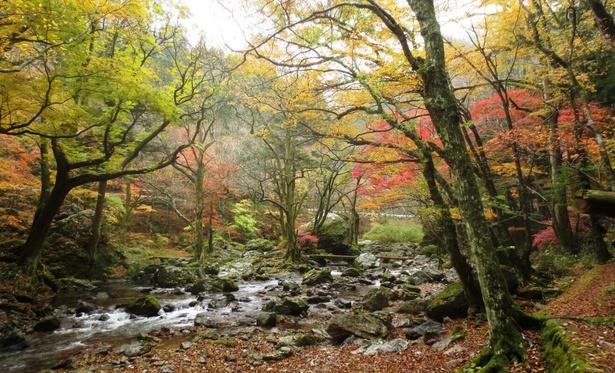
[
  {"left": 544, "top": 80, "right": 575, "bottom": 253},
  {"left": 575, "top": 189, "right": 615, "bottom": 218},
  {"left": 206, "top": 199, "right": 214, "bottom": 255},
  {"left": 121, "top": 178, "right": 132, "bottom": 246},
  {"left": 408, "top": 0, "right": 529, "bottom": 365},
  {"left": 19, "top": 171, "right": 72, "bottom": 277},
  {"left": 193, "top": 160, "right": 206, "bottom": 261},
  {"left": 85, "top": 180, "right": 108, "bottom": 267},
  {"left": 37, "top": 138, "right": 52, "bottom": 210}
]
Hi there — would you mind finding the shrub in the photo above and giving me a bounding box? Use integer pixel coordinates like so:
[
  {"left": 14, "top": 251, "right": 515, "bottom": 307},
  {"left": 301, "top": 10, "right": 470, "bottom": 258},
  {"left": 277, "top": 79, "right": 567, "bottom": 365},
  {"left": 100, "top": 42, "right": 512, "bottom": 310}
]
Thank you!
[
  {"left": 362, "top": 220, "right": 423, "bottom": 243},
  {"left": 297, "top": 233, "right": 318, "bottom": 249}
]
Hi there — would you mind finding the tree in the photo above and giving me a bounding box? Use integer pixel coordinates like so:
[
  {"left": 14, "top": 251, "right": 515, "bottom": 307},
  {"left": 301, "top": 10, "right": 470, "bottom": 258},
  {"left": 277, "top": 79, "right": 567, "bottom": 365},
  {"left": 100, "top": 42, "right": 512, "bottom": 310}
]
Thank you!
[
  {"left": 9, "top": 2, "right": 212, "bottom": 278},
  {"left": 246, "top": 0, "right": 538, "bottom": 368}
]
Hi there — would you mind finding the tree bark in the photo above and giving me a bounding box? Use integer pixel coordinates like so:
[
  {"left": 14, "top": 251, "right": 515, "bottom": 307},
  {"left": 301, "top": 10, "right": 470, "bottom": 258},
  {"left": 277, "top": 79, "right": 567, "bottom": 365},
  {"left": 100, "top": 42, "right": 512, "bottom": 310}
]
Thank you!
[
  {"left": 18, "top": 170, "right": 72, "bottom": 277},
  {"left": 85, "top": 180, "right": 108, "bottom": 266},
  {"left": 407, "top": 0, "right": 528, "bottom": 364},
  {"left": 575, "top": 189, "right": 615, "bottom": 218}
]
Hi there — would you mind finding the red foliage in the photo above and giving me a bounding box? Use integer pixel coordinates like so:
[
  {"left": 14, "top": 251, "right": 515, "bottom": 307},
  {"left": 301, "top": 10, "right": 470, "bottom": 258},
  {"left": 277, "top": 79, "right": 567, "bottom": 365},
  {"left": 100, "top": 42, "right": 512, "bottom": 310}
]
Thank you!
[
  {"left": 532, "top": 215, "right": 591, "bottom": 249},
  {"left": 297, "top": 233, "right": 318, "bottom": 249}
]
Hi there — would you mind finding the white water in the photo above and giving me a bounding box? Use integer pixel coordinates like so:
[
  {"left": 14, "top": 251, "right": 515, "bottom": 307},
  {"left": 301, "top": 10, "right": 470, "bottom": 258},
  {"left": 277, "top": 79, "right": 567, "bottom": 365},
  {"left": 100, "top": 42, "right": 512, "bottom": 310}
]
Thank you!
[{"left": 0, "top": 275, "right": 302, "bottom": 373}]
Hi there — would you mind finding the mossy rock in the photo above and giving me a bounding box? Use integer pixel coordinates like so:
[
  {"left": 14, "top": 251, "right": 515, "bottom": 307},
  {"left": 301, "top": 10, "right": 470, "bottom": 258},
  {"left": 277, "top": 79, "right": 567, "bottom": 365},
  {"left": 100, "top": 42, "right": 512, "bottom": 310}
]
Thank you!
[
  {"left": 341, "top": 267, "right": 361, "bottom": 277},
  {"left": 302, "top": 268, "right": 333, "bottom": 285},
  {"left": 362, "top": 288, "right": 390, "bottom": 312},
  {"left": 426, "top": 282, "right": 467, "bottom": 322},
  {"left": 244, "top": 238, "right": 276, "bottom": 252},
  {"left": 541, "top": 319, "right": 592, "bottom": 373},
  {"left": 126, "top": 295, "right": 161, "bottom": 317},
  {"left": 263, "top": 297, "right": 309, "bottom": 316},
  {"left": 212, "top": 276, "right": 239, "bottom": 292}
]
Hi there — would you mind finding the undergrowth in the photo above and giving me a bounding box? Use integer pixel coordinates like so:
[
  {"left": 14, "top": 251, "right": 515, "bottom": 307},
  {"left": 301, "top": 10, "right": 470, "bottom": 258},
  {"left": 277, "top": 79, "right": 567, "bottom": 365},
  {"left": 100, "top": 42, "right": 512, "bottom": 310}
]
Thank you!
[{"left": 362, "top": 220, "right": 423, "bottom": 243}]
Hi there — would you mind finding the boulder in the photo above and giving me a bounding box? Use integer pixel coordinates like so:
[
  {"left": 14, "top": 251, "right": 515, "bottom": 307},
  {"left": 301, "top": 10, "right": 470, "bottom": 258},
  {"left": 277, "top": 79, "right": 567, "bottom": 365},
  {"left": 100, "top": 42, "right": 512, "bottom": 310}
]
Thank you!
[
  {"left": 263, "top": 297, "right": 309, "bottom": 316},
  {"left": 341, "top": 268, "right": 361, "bottom": 277},
  {"left": 154, "top": 266, "right": 196, "bottom": 288},
  {"left": 33, "top": 316, "right": 61, "bottom": 332},
  {"left": 244, "top": 238, "right": 276, "bottom": 252},
  {"left": 302, "top": 268, "right": 333, "bottom": 286},
  {"left": 354, "top": 253, "right": 380, "bottom": 269},
  {"left": 126, "top": 295, "right": 161, "bottom": 317},
  {"left": 75, "top": 301, "right": 97, "bottom": 314},
  {"left": 359, "top": 338, "right": 409, "bottom": 355},
  {"left": 326, "top": 314, "right": 389, "bottom": 343},
  {"left": 0, "top": 330, "right": 29, "bottom": 351},
  {"left": 279, "top": 280, "right": 300, "bottom": 292},
  {"left": 396, "top": 299, "right": 430, "bottom": 315},
  {"left": 194, "top": 312, "right": 218, "bottom": 328},
  {"left": 212, "top": 276, "right": 239, "bottom": 292},
  {"left": 405, "top": 320, "right": 443, "bottom": 340},
  {"left": 256, "top": 312, "right": 277, "bottom": 327},
  {"left": 208, "top": 294, "right": 235, "bottom": 309},
  {"left": 115, "top": 341, "right": 152, "bottom": 357},
  {"left": 361, "top": 288, "right": 390, "bottom": 312},
  {"left": 317, "top": 215, "right": 355, "bottom": 255},
  {"left": 426, "top": 282, "right": 467, "bottom": 322}
]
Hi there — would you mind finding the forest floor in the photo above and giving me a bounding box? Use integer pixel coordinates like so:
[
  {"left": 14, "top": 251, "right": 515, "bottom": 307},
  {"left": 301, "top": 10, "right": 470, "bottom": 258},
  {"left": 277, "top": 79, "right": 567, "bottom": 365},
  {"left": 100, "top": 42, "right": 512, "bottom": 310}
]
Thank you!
[{"left": 59, "top": 261, "right": 615, "bottom": 373}]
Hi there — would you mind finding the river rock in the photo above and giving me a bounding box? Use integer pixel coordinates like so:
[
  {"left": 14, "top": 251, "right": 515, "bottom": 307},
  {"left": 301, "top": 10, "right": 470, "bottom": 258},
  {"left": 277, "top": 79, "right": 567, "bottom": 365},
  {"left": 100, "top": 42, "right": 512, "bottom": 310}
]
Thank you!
[
  {"left": 361, "top": 288, "right": 390, "bottom": 312},
  {"left": 426, "top": 282, "right": 467, "bottom": 322},
  {"left": 263, "top": 297, "right": 308, "bottom": 316},
  {"left": 75, "top": 301, "right": 97, "bottom": 314},
  {"left": 194, "top": 312, "right": 217, "bottom": 328},
  {"left": 212, "top": 277, "right": 239, "bottom": 292},
  {"left": 154, "top": 266, "right": 196, "bottom": 288},
  {"left": 279, "top": 280, "right": 300, "bottom": 292},
  {"left": 405, "top": 319, "right": 442, "bottom": 340},
  {"left": 325, "top": 314, "right": 388, "bottom": 343},
  {"left": 0, "top": 329, "right": 29, "bottom": 351},
  {"left": 302, "top": 268, "right": 333, "bottom": 286},
  {"left": 316, "top": 214, "right": 355, "bottom": 255},
  {"left": 334, "top": 298, "right": 352, "bottom": 309},
  {"left": 116, "top": 341, "right": 152, "bottom": 357},
  {"left": 208, "top": 294, "right": 235, "bottom": 309},
  {"left": 33, "top": 316, "right": 61, "bottom": 332},
  {"left": 256, "top": 312, "right": 277, "bottom": 327},
  {"left": 261, "top": 346, "right": 293, "bottom": 361},
  {"left": 357, "top": 338, "right": 409, "bottom": 355},
  {"left": 244, "top": 238, "right": 276, "bottom": 252},
  {"left": 396, "top": 298, "right": 430, "bottom": 315},
  {"left": 341, "top": 267, "right": 361, "bottom": 277},
  {"left": 126, "top": 295, "right": 161, "bottom": 317},
  {"left": 354, "top": 253, "right": 380, "bottom": 269}
]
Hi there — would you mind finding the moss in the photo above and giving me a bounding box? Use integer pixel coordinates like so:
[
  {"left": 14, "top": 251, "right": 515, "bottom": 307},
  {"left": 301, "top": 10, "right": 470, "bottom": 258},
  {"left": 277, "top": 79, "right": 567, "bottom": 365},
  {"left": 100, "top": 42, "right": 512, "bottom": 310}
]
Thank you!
[
  {"left": 211, "top": 339, "right": 237, "bottom": 347},
  {"left": 541, "top": 319, "right": 592, "bottom": 373},
  {"left": 586, "top": 316, "right": 615, "bottom": 327},
  {"left": 458, "top": 319, "right": 526, "bottom": 373}
]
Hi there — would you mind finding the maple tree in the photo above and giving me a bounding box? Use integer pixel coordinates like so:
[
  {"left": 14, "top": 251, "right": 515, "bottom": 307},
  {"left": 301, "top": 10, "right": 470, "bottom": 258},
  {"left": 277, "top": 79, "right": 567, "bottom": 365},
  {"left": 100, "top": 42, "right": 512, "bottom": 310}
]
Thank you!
[{"left": 0, "top": 1, "right": 225, "bottom": 278}]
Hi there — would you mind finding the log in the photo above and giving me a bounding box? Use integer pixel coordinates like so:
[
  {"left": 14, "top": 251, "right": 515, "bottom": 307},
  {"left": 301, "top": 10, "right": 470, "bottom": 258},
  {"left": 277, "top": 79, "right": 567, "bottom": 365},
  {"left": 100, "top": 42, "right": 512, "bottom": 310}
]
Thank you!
[{"left": 574, "top": 189, "right": 615, "bottom": 218}]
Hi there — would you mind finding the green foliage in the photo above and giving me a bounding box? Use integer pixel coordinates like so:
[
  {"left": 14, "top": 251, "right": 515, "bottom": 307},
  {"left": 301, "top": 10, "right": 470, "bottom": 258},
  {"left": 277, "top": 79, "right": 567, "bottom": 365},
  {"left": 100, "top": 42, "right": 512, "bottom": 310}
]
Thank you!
[
  {"left": 362, "top": 220, "right": 423, "bottom": 243},
  {"left": 104, "top": 195, "right": 126, "bottom": 226},
  {"left": 230, "top": 200, "right": 259, "bottom": 240},
  {"left": 122, "top": 247, "right": 153, "bottom": 278},
  {"left": 532, "top": 249, "right": 596, "bottom": 279}
]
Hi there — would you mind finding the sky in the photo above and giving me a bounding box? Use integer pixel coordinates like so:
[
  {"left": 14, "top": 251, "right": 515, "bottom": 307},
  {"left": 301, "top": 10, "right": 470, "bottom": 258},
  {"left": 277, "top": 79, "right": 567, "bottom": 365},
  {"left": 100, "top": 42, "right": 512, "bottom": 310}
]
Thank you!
[
  {"left": 181, "top": 0, "right": 251, "bottom": 49},
  {"left": 180, "top": 0, "right": 486, "bottom": 49}
]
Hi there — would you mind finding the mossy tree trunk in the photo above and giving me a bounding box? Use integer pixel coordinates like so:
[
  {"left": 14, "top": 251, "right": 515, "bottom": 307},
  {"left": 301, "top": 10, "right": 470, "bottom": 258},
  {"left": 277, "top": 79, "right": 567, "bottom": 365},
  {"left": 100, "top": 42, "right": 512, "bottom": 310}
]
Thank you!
[
  {"left": 86, "top": 180, "right": 108, "bottom": 266},
  {"left": 405, "top": 0, "right": 528, "bottom": 366}
]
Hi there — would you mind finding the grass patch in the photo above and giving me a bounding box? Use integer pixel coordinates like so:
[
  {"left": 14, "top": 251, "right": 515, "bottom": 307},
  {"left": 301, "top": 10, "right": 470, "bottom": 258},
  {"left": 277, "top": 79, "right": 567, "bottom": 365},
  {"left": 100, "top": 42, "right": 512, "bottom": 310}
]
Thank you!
[{"left": 362, "top": 220, "right": 423, "bottom": 243}]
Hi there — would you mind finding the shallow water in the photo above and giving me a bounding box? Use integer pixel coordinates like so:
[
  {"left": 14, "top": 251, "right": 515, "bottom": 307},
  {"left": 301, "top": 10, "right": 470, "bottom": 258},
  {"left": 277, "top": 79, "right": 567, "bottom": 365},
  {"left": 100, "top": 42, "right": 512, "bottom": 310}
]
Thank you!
[{"left": 0, "top": 273, "right": 311, "bottom": 373}]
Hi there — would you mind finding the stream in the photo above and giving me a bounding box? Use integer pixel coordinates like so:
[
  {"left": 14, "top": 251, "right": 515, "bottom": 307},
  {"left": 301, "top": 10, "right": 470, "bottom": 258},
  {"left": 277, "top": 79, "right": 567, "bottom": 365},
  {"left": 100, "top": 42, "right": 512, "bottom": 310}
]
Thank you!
[{"left": 0, "top": 269, "right": 378, "bottom": 372}]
